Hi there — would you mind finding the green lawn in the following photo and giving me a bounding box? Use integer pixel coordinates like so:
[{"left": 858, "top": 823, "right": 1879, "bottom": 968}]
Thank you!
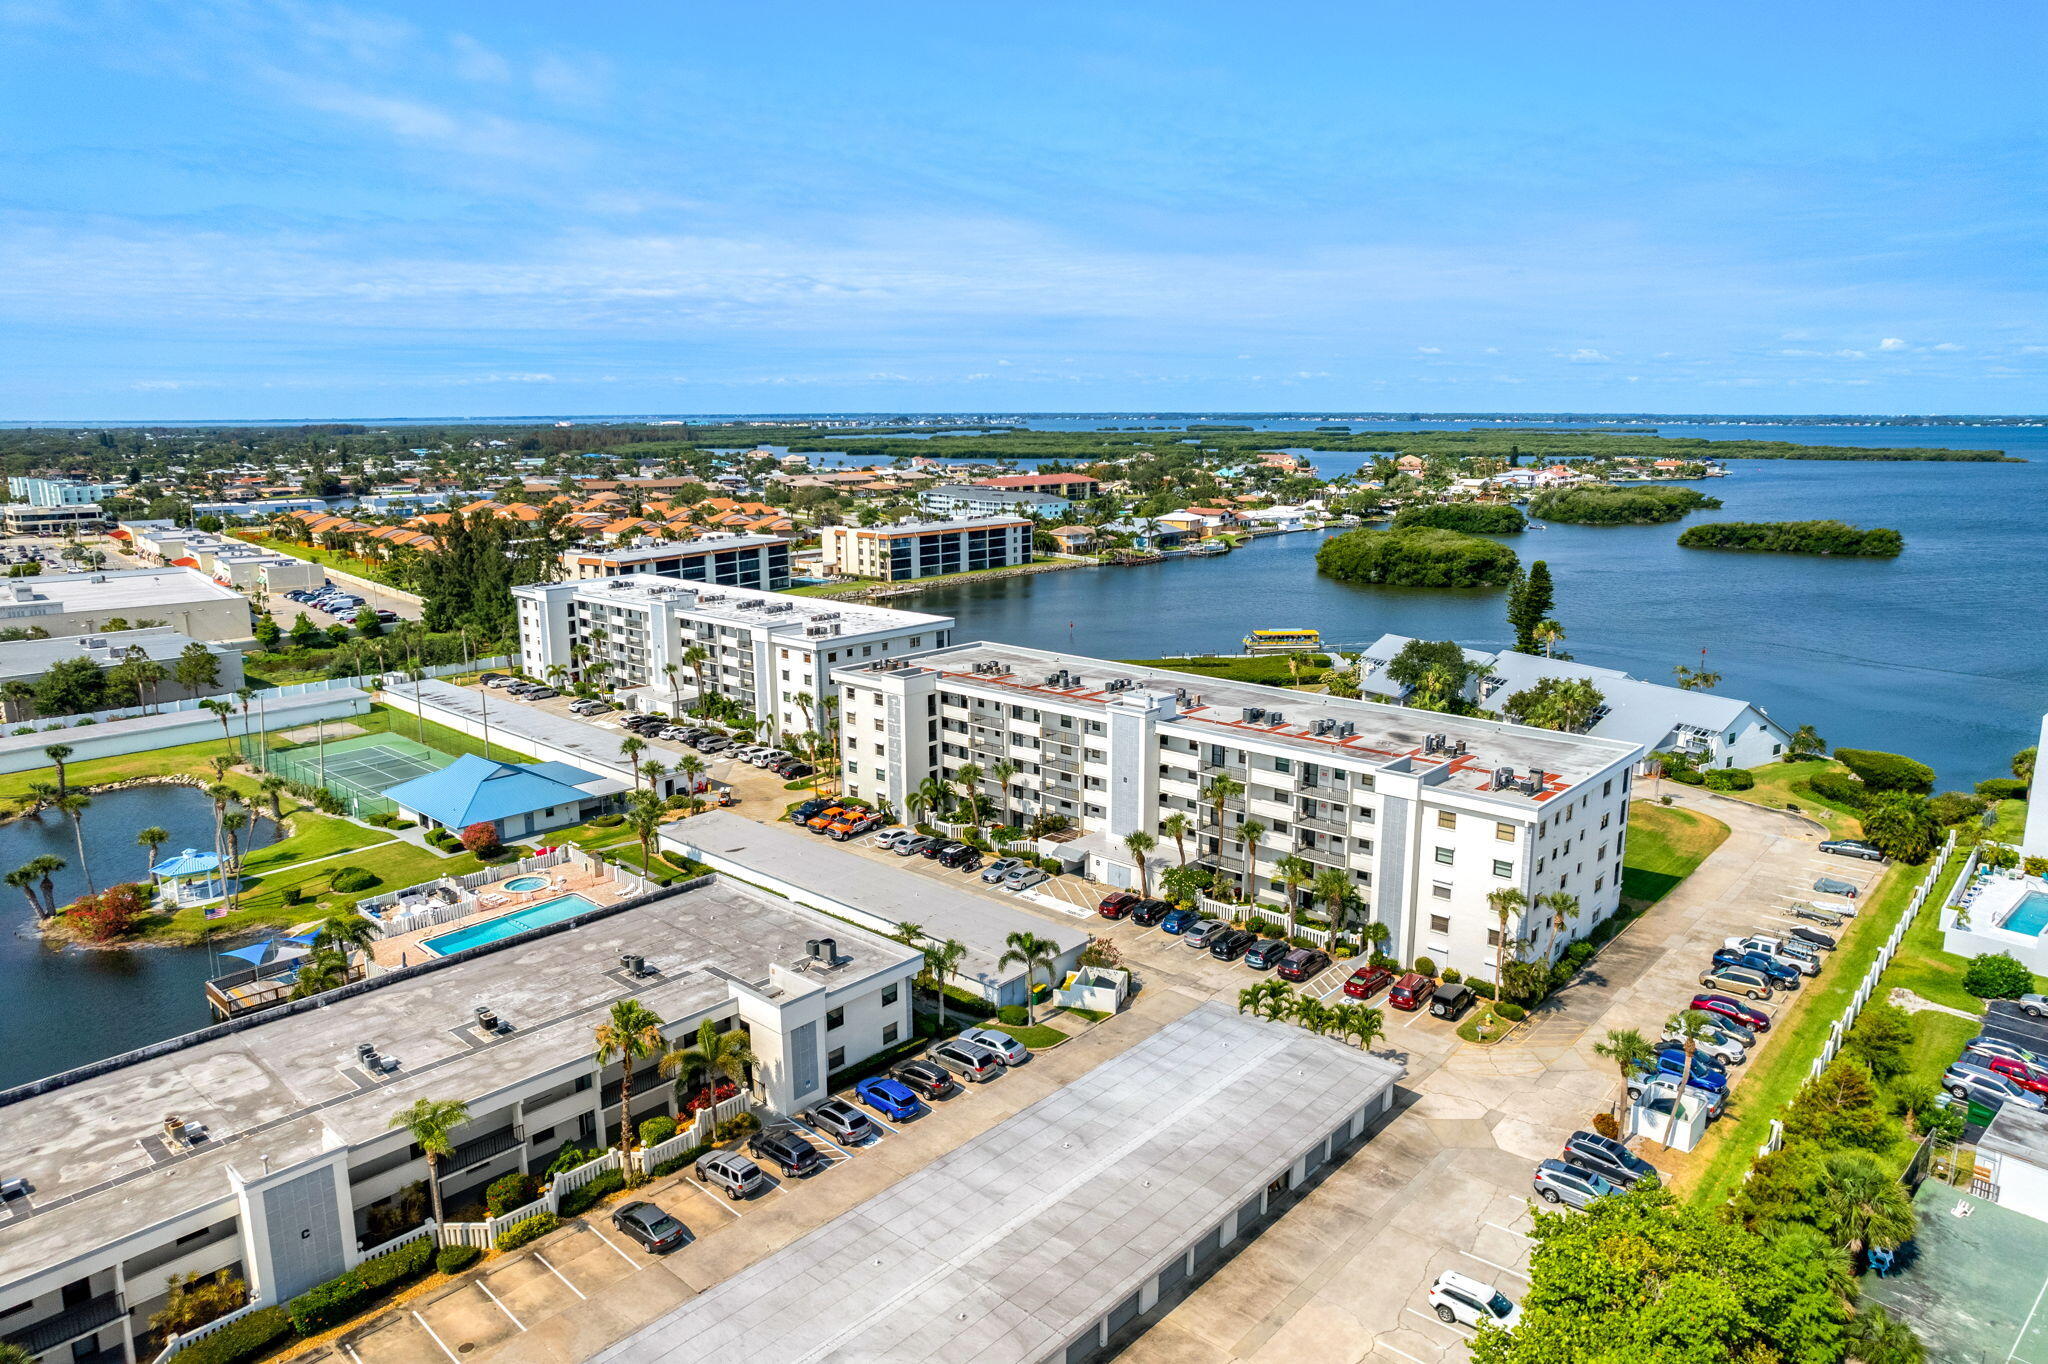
[
  {"left": 230, "top": 534, "right": 405, "bottom": 589},
  {"left": 990, "top": 1021, "right": 1067, "bottom": 1049},
  {"left": 167, "top": 837, "right": 488, "bottom": 937},
  {"left": 1685, "top": 850, "right": 1949, "bottom": 1207},
  {"left": 1710, "top": 758, "right": 1866, "bottom": 838},
  {"left": 334, "top": 704, "right": 537, "bottom": 765},
  {"left": 1620, "top": 800, "right": 1730, "bottom": 906},
  {"left": 1119, "top": 653, "right": 1332, "bottom": 687},
  {"left": 238, "top": 811, "right": 394, "bottom": 872},
  {"left": 1992, "top": 799, "right": 2029, "bottom": 843}
]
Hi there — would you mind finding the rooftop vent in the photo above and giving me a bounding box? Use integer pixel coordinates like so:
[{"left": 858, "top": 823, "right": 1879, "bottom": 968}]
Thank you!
[
  {"left": 1491, "top": 766, "right": 1515, "bottom": 790},
  {"left": 806, "top": 937, "right": 840, "bottom": 967},
  {"left": 620, "top": 952, "right": 652, "bottom": 977},
  {"left": 1266, "top": 711, "right": 1286, "bottom": 726},
  {"left": 1242, "top": 706, "right": 1265, "bottom": 724}
]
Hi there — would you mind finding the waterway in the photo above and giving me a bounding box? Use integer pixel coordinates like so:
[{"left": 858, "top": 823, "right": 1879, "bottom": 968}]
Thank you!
[{"left": 0, "top": 785, "right": 277, "bottom": 1090}]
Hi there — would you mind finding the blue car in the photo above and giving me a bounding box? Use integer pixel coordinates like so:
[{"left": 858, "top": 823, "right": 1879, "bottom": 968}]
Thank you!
[
  {"left": 1159, "top": 908, "right": 1198, "bottom": 934},
  {"left": 854, "top": 1076, "right": 921, "bottom": 1121},
  {"left": 1655, "top": 1044, "right": 1725, "bottom": 1076},
  {"left": 1651, "top": 1050, "right": 1727, "bottom": 1093}
]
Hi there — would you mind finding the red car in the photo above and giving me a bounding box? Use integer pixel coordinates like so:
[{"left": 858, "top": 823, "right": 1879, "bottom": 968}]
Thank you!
[
  {"left": 1983, "top": 1055, "right": 2048, "bottom": 1095},
  {"left": 1690, "top": 994, "right": 1771, "bottom": 1033},
  {"left": 1388, "top": 972, "right": 1436, "bottom": 1011},
  {"left": 1097, "top": 892, "right": 1138, "bottom": 920},
  {"left": 1343, "top": 965, "right": 1392, "bottom": 1000}
]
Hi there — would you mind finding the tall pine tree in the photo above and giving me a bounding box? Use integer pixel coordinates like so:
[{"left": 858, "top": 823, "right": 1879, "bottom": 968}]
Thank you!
[{"left": 1506, "top": 559, "right": 1554, "bottom": 652}]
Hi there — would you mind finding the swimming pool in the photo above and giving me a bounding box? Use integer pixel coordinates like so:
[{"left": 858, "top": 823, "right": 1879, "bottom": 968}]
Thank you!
[
  {"left": 502, "top": 874, "right": 550, "bottom": 893},
  {"left": 2002, "top": 892, "right": 2048, "bottom": 937},
  {"left": 422, "top": 894, "right": 600, "bottom": 956}
]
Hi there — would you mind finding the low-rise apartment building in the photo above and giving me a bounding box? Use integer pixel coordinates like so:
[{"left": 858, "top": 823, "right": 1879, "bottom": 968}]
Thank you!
[
  {"left": 819, "top": 515, "right": 1032, "bottom": 581},
  {"left": 0, "top": 880, "right": 919, "bottom": 1364},
  {"left": 7, "top": 477, "right": 124, "bottom": 507},
  {"left": 0, "top": 568, "right": 251, "bottom": 641},
  {"left": 970, "top": 471, "right": 1101, "bottom": 500},
  {"left": 834, "top": 642, "right": 1642, "bottom": 980},
  {"left": 119, "top": 525, "right": 325, "bottom": 595},
  {"left": 513, "top": 578, "right": 952, "bottom": 741},
  {"left": 918, "top": 485, "right": 1070, "bottom": 519},
  {"left": 559, "top": 534, "right": 793, "bottom": 589}
]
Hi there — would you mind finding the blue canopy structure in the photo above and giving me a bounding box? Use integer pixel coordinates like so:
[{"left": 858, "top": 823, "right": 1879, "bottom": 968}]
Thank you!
[
  {"left": 152, "top": 849, "right": 221, "bottom": 878},
  {"left": 220, "top": 942, "right": 273, "bottom": 967}
]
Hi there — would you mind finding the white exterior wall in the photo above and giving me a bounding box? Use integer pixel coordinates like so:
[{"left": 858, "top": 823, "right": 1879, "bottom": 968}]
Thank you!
[{"left": 1987, "top": 1152, "right": 2048, "bottom": 1225}]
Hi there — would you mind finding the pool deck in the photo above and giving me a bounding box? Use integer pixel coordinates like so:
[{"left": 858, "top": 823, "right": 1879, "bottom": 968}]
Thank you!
[
  {"left": 369, "top": 861, "right": 632, "bottom": 968},
  {"left": 1961, "top": 873, "right": 2048, "bottom": 936}
]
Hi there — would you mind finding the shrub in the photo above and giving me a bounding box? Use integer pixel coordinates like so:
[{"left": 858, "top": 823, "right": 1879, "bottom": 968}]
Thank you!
[
  {"left": 557, "top": 1169, "right": 625, "bottom": 1217},
  {"left": 1806, "top": 771, "right": 1871, "bottom": 808},
  {"left": 485, "top": 1171, "right": 539, "bottom": 1217},
  {"left": 280, "top": 886, "right": 302, "bottom": 906},
  {"left": 590, "top": 812, "right": 625, "bottom": 827},
  {"left": 1834, "top": 748, "right": 1934, "bottom": 794},
  {"left": 715, "top": 1111, "right": 763, "bottom": 1141},
  {"left": 494, "top": 1213, "right": 560, "bottom": 1251},
  {"left": 1036, "top": 856, "right": 1063, "bottom": 875},
  {"left": 1465, "top": 978, "right": 1496, "bottom": 1000},
  {"left": 1494, "top": 1002, "right": 1527, "bottom": 1022},
  {"left": 1441, "top": 967, "right": 1462, "bottom": 984},
  {"left": 650, "top": 1143, "right": 713, "bottom": 1177},
  {"left": 998, "top": 1005, "right": 1028, "bottom": 1025},
  {"left": 435, "top": 1245, "right": 480, "bottom": 1275},
  {"left": 1964, "top": 952, "right": 2035, "bottom": 1000},
  {"left": 1702, "top": 767, "right": 1755, "bottom": 791},
  {"left": 1977, "top": 777, "right": 2029, "bottom": 801},
  {"left": 1368, "top": 952, "right": 1398, "bottom": 971},
  {"left": 639, "top": 1115, "right": 678, "bottom": 1146},
  {"left": 1563, "top": 940, "right": 1596, "bottom": 970},
  {"left": 67, "top": 882, "right": 150, "bottom": 941},
  {"left": 284, "top": 1237, "right": 432, "bottom": 1333},
  {"left": 1926, "top": 791, "right": 1988, "bottom": 825},
  {"left": 1591, "top": 1112, "right": 1622, "bottom": 1141},
  {"left": 545, "top": 1146, "right": 600, "bottom": 1178},
  {"left": 460, "top": 822, "right": 503, "bottom": 857},
  {"left": 175, "top": 1306, "right": 291, "bottom": 1364},
  {"left": 328, "top": 866, "right": 380, "bottom": 893},
  {"left": 1411, "top": 956, "right": 1436, "bottom": 978}
]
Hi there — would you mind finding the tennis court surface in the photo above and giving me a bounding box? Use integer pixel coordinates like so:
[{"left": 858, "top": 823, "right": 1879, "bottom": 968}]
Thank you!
[
  {"left": 266, "top": 733, "right": 455, "bottom": 800},
  {"left": 1863, "top": 1184, "right": 2048, "bottom": 1362}
]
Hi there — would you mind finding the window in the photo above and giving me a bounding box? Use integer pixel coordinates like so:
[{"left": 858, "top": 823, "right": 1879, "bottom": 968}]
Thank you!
[
  {"left": 1432, "top": 882, "right": 1453, "bottom": 900},
  {"left": 1434, "top": 846, "right": 1454, "bottom": 865},
  {"left": 1437, "top": 810, "right": 1457, "bottom": 829},
  {"left": 881, "top": 983, "right": 898, "bottom": 1006},
  {"left": 882, "top": 1022, "right": 899, "bottom": 1045},
  {"left": 1495, "top": 822, "right": 1516, "bottom": 842},
  {"left": 1486, "top": 929, "right": 1500, "bottom": 947},
  {"left": 827, "top": 1047, "right": 845, "bottom": 1071},
  {"left": 1274, "top": 756, "right": 1292, "bottom": 775},
  {"left": 1594, "top": 876, "right": 1604, "bottom": 893},
  {"left": 826, "top": 1007, "right": 844, "bottom": 1030},
  {"left": 1429, "top": 914, "right": 1451, "bottom": 933},
  {"left": 1492, "top": 859, "right": 1513, "bottom": 878}
]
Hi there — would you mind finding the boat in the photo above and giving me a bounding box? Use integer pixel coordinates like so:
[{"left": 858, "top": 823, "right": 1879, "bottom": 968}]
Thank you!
[
  {"left": 1188, "top": 540, "right": 1231, "bottom": 556},
  {"left": 1243, "top": 628, "right": 1322, "bottom": 654}
]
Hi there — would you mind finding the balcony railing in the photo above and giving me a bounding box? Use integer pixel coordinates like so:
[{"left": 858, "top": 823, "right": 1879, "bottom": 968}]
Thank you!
[
  {"left": 6, "top": 1293, "right": 123, "bottom": 1356},
  {"left": 1293, "top": 813, "right": 1347, "bottom": 836},
  {"left": 1294, "top": 842, "right": 1350, "bottom": 869}
]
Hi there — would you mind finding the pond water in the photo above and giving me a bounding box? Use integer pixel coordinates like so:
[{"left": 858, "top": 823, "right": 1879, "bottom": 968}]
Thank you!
[{"left": 0, "top": 784, "right": 279, "bottom": 1090}]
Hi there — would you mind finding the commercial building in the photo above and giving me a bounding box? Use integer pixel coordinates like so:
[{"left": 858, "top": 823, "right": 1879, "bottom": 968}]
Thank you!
[
  {"left": 513, "top": 577, "right": 952, "bottom": 742},
  {"left": 0, "top": 568, "right": 251, "bottom": 642},
  {"left": 819, "top": 514, "right": 1033, "bottom": 581},
  {"left": 0, "top": 880, "right": 920, "bottom": 1364},
  {"left": 591, "top": 1004, "right": 1403, "bottom": 1364},
  {"left": 0, "top": 628, "right": 243, "bottom": 702},
  {"left": 7, "top": 477, "right": 124, "bottom": 507},
  {"left": 1, "top": 504, "right": 106, "bottom": 535},
  {"left": 919, "top": 484, "right": 1071, "bottom": 519},
  {"left": 1356, "top": 634, "right": 1793, "bottom": 770},
  {"left": 559, "top": 533, "right": 793, "bottom": 589},
  {"left": 834, "top": 642, "right": 1641, "bottom": 980},
  {"left": 188, "top": 499, "right": 329, "bottom": 520},
  {"left": 118, "top": 525, "right": 324, "bottom": 595}
]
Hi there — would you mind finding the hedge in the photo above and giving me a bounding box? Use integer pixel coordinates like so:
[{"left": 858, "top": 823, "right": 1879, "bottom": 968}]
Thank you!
[
  {"left": 639, "top": 1115, "right": 679, "bottom": 1146},
  {"left": 1834, "top": 748, "right": 1934, "bottom": 794},
  {"left": 495, "top": 1213, "right": 560, "bottom": 1251},
  {"left": 285, "top": 1235, "right": 434, "bottom": 1333},
  {"left": 650, "top": 1143, "right": 714, "bottom": 1177},
  {"left": 1494, "top": 1002, "right": 1528, "bottom": 1022},
  {"left": 174, "top": 1306, "right": 291, "bottom": 1364},
  {"left": 1702, "top": 767, "right": 1755, "bottom": 791},
  {"left": 328, "top": 866, "right": 381, "bottom": 893},
  {"left": 1977, "top": 777, "right": 2029, "bottom": 801},
  {"left": 435, "top": 1245, "right": 481, "bottom": 1275},
  {"left": 556, "top": 1169, "right": 625, "bottom": 1217},
  {"left": 1806, "top": 771, "right": 1871, "bottom": 809}
]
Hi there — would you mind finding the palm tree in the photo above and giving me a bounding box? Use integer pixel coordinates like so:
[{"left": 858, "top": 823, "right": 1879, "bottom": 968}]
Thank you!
[
  {"left": 908, "top": 775, "right": 950, "bottom": 825},
  {"left": 1200, "top": 774, "right": 1244, "bottom": 862},
  {"left": 593, "top": 998, "right": 668, "bottom": 1156},
  {"left": 625, "top": 789, "right": 665, "bottom": 873},
  {"left": 219, "top": 810, "right": 248, "bottom": 912},
  {"left": 2, "top": 679, "right": 35, "bottom": 723},
  {"left": 315, "top": 912, "right": 378, "bottom": 957},
  {"left": 1823, "top": 1152, "right": 1917, "bottom": 1261},
  {"left": 1341, "top": 1003, "right": 1386, "bottom": 1052},
  {"left": 1311, "top": 867, "right": 1350, "bottom": 932},
  {"left": 54, "top": 793, "right": 93, "bottom": 896},
  {"left": 1660, "top": 1009, "right": 1716, "bottom": 1147},
  {"left": 199, "top": 698, "right": 235, "bottom": 746},
  {"left": 952, "top": 763, "right": 985, "bottom": 832},
  {"left": 43, "top": 744, "right": 73, "bottom": 796},
  {"left": 1274, "top": 854, "right": 1314, "bottom": 934},
  {"left": 662, "top": 1017, "right": 755, "bottom": 1110},
  {"left": 1253, "top": 983, "right": 1296, "bottom": 1023},
  {"left": 1845, "top": 1305, "right": 1923, "bottom": 1364},
  {"left": 680, "top": 645, "right": 710, "bottom": 715},
  {"left": 923, "top": 938, "right": 968, "bottom": 1028},
  {"left": 1487, "top": 888, "right": 1527, "bottom": 996},
  {"left": 1540, "top": 891, "right": 1580, "bottom": 963},
  {"left": 258, "top": 774, "right": 287, "bottom": 822},
  {"left": 1123, "top": 831, "right": 1156, "bottom": 898},
  {"left": 1290, "top": 997, "right": 1334, "bottom": 1036},
  {"left": 1593, "top": 1028, "right": 1655, "bottom": 1112},
  {"left": 1237, "top": 820, "right": 1266, "bottom": 906},
  {"left": 618, "top": 735, "right": 646, "bottom": 786},
  {"left": 1532, "top": 619, "right": 1565, "bottom": 658},
  {"left": 5, "top": 866, "right": 42, "bottom": 920},
  {"left": 674, "top": 753, "right": 706, "bottom": 801},
  {"left": 388, "top": 1097, "right": 471, "bottom": 1228},
  {"left": 1239, "top": 979, "right": 1288, "bottom": 1016},
  {"left": 1161, "top": 811, "right": 1193, "bottom": 867},
  {"left": 662, "top": 661, "right": 682, "bottom": 717},
  {"left": 989, "top": 762, "right": 1018, "bottom": 828},
  {"left": 137, "top": 826, "right": 171, "bottom": 877},
  {"left": 998, "top": 931, "right": 1061, "bottom": 1026},
  {"left": 29, "top": 855, "right": 63, "bottom": 918},
  {"left": 291, "top": 948, "right": 351, "bottom": 999},
  {"left": 638, "top": 759, "right": 667, "bottom": 793}
]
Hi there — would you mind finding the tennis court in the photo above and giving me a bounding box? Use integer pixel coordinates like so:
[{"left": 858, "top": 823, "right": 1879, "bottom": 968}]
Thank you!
[
  {"left": 1863, "top": 1184, "right": 2048, "bottom": 1362},
  {"left": 262, "top": 733, "right": 456, "bottom": 811}
]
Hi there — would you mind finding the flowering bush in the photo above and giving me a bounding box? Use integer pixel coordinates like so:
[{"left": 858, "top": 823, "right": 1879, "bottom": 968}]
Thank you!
[
  {"left": 69, "top": 882, "right": 150, "bottom": 941},
  {"left": 460, "top": 822, "right": 502, "bottom": 856}
]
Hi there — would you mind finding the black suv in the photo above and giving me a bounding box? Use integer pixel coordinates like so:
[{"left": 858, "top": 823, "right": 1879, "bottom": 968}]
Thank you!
[
  {"left": 937, "top": 844, "right": 982, "bottom": 871},
  {"left": 921, "top": 839, "right": 963, "bottom": 861},
  {"left": 1130, "top": 898, "right": 1173, "bottom": 927},
  {"left": 1561, "top": 1130, "right": 1657, "bottom": 1188},
  {"left": 1208, "top": 928, "right": 1255, "bottom": 961},
  {"left": 1243, "top": 938, "right": 1290, "bottom": 970},
  {"left": 891, "top": 1059, "right": 957, "bottom": 1101},
  {"left": 747, "top": 1128, "right": 827, "bottom": 1178}
]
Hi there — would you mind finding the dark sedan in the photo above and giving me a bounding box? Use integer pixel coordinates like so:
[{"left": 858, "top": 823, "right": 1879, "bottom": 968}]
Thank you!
[
  {"left": 612, "top": 1201, "right": 689, "bottom": 1252},
  {"left": 1208, "top": 928, "right": 1255, "bottom": 961},
  {"left": 891, "top": 1059, "right": 958, "bottom": 1101},
  {"left": 1130, "top": 898, "right": 1173, "bottom": 927}
]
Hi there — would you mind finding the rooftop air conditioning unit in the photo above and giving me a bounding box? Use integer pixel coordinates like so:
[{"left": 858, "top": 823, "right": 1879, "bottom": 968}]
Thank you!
[
  {"left": 1336, "top": 721, "right": 1355, "bottom": 737},
  {"left": 1242, "top": 706, "right": 1264, "bottom": 723},
  {"left": 1266, "top": 711, "right": 1285, "bottom": 726},
  {"left": 620, "top": 953, "right": 649, "bottom": 976},
  {"left": 1492, "top": 767, "right": 1515, "bottom": 790},
  {"left": 1044, "top": 673, "right": 1063, "bottom": 686}
]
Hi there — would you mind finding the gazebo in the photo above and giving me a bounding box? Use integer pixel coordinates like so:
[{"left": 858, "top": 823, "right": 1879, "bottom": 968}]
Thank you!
[{"left": 151, "top": 848, "right": 226, "bottom": 911}]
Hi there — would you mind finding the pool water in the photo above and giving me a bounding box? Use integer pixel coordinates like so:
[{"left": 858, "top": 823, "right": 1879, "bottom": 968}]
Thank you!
[
  {"left": 502, "top": 875, "right": 550, "bottom": 893},
  {"left": 422, "top": 894, "right": 600, "bottom": 956},
  {"left": 2003, "top": 892, "right": 2048, "bottom": 938}
]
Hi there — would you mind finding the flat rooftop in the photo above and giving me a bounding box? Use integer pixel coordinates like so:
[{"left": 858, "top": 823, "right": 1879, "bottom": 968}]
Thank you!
[
  {"left": 528, "top": 575, "right": 952, "bottom": 639},
  {"left": 567, "top": 535, "right": 791, "bottom": 563},
  {"left": 0, "top": 626, "right": 221, "bottom": 674},
  {"left": 404, "top": 679, "right": 695, "bottom": 776},
  {"left": 592, "top": 1003, "right": 1403, "bottom": 1364},
  {"left": 664, "top": 811, "right": 1090, "bottom": 992},
  {"left": 0, "top": 567, "right": 241, "bottom": 613},
  {"left": 0, "top": 880, "right": 916, "bottom": 1290},
  {"left": 840, "top": 514, "right": 1033, "bottom": 536},
  {"left": 854, "top": 642, "right": 1642, "bottom": 806}
]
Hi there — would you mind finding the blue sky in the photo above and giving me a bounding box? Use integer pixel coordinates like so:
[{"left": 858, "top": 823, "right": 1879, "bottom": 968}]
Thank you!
[{"left": 1, "top": 1, "right": 2043, "bottom": 419}]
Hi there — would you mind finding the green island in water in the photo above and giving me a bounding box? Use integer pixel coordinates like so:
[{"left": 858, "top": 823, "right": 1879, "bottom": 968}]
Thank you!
[{"left": 1675, "top": 520, "right": 1905, "bottom": 557}]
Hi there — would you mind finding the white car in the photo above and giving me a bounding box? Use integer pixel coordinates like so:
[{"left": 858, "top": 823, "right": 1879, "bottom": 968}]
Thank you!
[
  {"left": 1724, "top": 936, "right": 1821, "bottom": 976},
  {"left": 957, "top": 1027, "right": 1030, "bottom": 1066},
  {"left": 1661, "top": 1024, "right": 1746, "bottom": 1065},
  {"left": 1427, "top": 1271, "right": 1521, "bottom": 1330},
  {"left": 751, "top": 749, "right": 791, "bottom": 767}
]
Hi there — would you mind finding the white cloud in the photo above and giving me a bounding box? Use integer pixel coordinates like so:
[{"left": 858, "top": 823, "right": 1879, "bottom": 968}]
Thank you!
[
  {"left": 1931, "top": 342, "right": 1963, "bottom": 352},
  {"left": 1879, "top": 337, "right": 1907, "bottom": 350},
  {"left": 1562, "top": 348, "right": 1609, "bottom": 363},
  {"left": 1416, "top": 345, "right": 1441, "bottom": 354}
]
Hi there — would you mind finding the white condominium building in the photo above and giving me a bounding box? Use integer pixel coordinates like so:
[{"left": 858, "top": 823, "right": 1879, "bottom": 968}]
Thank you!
[
  {"left": 819, "top": 515, "right": 1032, "bottom": 582},
  {"left": 513, "top": 577, "right": 953, "bottom": 740},
  {"left": 833, "top": 642, "right": 1643, "bottom": 981}
]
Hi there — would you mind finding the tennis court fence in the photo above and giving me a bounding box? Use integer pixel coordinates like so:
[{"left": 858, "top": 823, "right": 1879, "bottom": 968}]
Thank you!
[{"left": 240, "top": 732, "right": 458, "bottom": 819}]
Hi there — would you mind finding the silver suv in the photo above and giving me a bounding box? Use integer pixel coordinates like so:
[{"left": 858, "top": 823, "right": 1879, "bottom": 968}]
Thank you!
[
  {"left": 693, "top": 1150, "right": 767, "bottom": 1200},
  {"left": 930, "top": 1038, "right": 1005, "bottom": 1083},
  {"left": 1532, "top": 1159, "right": 1620, "bottom": 1209}
]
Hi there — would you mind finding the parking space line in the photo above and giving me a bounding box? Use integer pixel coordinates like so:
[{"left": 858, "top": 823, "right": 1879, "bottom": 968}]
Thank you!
[
  {"left": 1461, "top": 1250, "right": 1529, "bottom": 1280},
  {"left": 530, "top": 1253, "right": 585, "bottom": 1299},
  {"left": 476, "top": 1280, "right": 525, "bottom": 1331},
  {"left": 1374, "top": 1341, "right": 1430, "bottom": 1364},
  {"left": 411, "top": 1312, "right": 462, "bottom": 1364},
  {"left": 1406, "top": 1307, "right": 1474, "bottom": 1337},
  {"left": 340, "top": 1343, "right": 364, "bottom": 1364},
  {"left": 1484, "top": 1219, "right": 1527, "bottom": 1237},
  {"left": 586, "top": 1224, "right": 639, "bottom": 1267}
]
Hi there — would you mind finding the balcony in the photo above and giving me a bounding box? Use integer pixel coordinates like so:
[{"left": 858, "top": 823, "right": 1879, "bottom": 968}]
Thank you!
[
  {"left": 1042, "top": 753, "right": 1079, "bottom": 775},
  {"left": 5, "top": 1293, "right": 123, "bottom": 1356},
  {"left": 1293, "top": 842, "right": 1350, "bottom": 870},
  {"left": 1293, "top": 812, "right": 1347, "bottom": 837},
  {"left": 447, "top": 1124, "right": 523, "bottom": 1173}
]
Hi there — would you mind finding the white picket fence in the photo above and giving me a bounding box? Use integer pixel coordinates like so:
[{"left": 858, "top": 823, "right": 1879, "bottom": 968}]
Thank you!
[
  {"left": 436, "top": 1148, "right": 627, "bottom": 1250},
  {"left": 1753, "top": 831, "right": 1957, "bottom": 1165},
  {"left": 635, "top": 1094, "right": 754, "bottom": 1174}
]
